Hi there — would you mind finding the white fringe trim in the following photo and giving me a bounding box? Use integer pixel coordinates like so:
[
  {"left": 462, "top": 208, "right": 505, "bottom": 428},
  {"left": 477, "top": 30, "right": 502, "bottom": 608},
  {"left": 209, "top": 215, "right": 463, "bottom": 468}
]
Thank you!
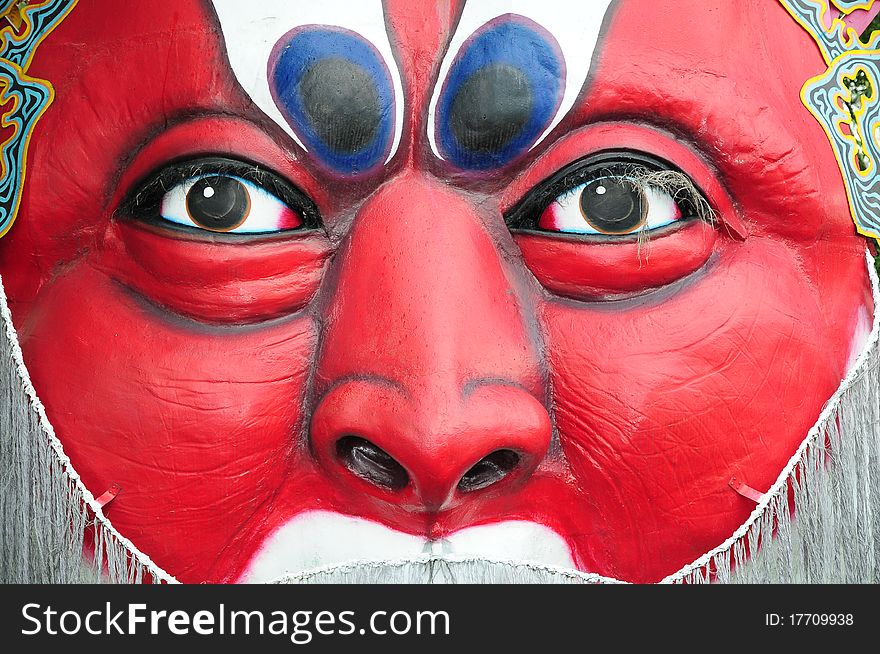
[
  {"left": 269, "top": 555, "right": 624, "bottom": 585},
  {"left": 661, "top": 249, "right": 880, "bottom": 584},
  {"left": 0, "top": 276, "right": 176, "bottom": 583},
  {"left": 1, "top": 252, "right": 878, "bottom": 584}
]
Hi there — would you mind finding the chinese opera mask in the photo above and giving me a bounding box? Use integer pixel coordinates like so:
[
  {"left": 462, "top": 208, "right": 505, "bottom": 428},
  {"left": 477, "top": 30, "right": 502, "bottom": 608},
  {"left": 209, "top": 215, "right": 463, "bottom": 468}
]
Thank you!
[{"left": 0, "top": 0, "right": 879, "bottom": 584}]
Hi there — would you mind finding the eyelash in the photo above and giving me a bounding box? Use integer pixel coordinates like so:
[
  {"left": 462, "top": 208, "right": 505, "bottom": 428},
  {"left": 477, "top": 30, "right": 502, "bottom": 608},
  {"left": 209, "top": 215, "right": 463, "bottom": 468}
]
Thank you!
[
  {"left": 504, "top": 152, "right": 714, "bottom": 236},
  {"left": 119, "top": 157, "right": 322, "bottom": 231}
]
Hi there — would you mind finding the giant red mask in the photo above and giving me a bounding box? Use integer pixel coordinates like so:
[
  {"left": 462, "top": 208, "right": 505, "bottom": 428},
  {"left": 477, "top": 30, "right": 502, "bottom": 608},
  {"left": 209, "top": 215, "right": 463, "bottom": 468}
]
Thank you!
[{"left": 0, "top": 0, "right": 876, "bottom": 583}]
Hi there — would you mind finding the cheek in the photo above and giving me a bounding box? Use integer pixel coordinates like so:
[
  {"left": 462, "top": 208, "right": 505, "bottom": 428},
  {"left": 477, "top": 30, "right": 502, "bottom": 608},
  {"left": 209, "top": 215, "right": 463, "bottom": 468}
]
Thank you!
[
  {"left": 19, "top": 263, "right": 317, "bottom": 582},
  {"left": 545, "top": 239, "right": 846, "bottom": 582}
]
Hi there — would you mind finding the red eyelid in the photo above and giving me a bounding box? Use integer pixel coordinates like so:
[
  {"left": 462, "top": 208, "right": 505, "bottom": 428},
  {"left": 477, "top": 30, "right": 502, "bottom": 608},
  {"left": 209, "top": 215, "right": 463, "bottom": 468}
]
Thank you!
[
  {"left": 514, "top": 221, "right": 716, "bottom": 300},
  {"left": 502, "top": 122, "right": 747, "bottom": 240},
  {"left": 109, "top": 115, "right": 331, "bottom": 213},
  {"left": 98, "top": 221, "right": 332, "bottom": 323}
]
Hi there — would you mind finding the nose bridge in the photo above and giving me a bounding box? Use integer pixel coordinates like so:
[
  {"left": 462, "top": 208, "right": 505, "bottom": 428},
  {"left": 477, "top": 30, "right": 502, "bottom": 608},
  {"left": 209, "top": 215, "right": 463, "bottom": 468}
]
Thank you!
[
  {"left": 315, "top": 173, "right": 542, "bottom": 398},
  {"left": 309, "top": 173, "right": 550, "bottom": 510}
]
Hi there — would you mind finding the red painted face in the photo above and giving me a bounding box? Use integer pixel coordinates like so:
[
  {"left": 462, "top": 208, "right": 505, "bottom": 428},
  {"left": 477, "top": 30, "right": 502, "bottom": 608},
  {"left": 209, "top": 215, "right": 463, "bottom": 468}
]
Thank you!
[{"left": 0, "top": 0, "right": 874, "bottom": 583}]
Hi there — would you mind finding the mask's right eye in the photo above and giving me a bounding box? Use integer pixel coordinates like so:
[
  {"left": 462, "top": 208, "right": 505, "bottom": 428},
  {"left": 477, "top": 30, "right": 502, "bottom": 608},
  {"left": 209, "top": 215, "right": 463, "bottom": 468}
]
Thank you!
[
  {"left": 161, "top": 173, "right": 300, "bottom": 233},
  {"left": 122, "top": 157, "right": 321, "bottom": 235}
]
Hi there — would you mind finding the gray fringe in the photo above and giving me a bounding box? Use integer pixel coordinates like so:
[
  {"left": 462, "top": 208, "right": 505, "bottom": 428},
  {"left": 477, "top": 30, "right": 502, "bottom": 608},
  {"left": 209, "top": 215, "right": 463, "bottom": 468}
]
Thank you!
[
  {"left": 1, "top": 252, "right": 879, "bottom": 584},
  {"left": 270, "top": 556, "right": 622, "bottom": 584},
  {"left": 0, "top": 276, "right": 174, "bottom": 584},
  {"left": 665, "top": 253, "right": 880, "bottom": 584}
]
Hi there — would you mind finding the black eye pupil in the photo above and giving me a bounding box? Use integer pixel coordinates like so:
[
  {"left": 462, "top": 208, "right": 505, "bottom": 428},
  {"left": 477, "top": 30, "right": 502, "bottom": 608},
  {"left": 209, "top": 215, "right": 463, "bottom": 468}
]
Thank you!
[
  {"left": 579, "top": 178, "right": 645, "bottom": 234},
  {"left": 186, "top": 176, "right": 251, "bottom": 231}
]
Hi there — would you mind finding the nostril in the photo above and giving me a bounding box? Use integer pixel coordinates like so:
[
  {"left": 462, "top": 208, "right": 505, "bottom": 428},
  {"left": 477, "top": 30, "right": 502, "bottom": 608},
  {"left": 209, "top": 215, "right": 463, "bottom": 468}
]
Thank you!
[
  {"left": 457, "top": 449, "right": 521, "bottom": 493},
  {"left": 335, "top": 435, "right": 409, "bottom": 492}
]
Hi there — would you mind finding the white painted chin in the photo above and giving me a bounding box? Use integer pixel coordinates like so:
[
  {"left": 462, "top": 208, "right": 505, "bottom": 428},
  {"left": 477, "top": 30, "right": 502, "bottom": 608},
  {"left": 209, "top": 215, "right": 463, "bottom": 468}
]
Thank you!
[{"left": 238, "top": 511, "right": 582, "bottom": 584}]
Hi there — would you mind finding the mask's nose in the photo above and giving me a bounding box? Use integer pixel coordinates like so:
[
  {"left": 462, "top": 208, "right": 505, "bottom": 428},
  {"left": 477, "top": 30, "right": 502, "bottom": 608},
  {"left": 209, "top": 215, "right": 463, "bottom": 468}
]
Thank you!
[
  {"left": 311, "top": 379, "right": 551, "bottom": 509},
  {"left": 309, "top": 173, "right": 550, "bottom": 511}
]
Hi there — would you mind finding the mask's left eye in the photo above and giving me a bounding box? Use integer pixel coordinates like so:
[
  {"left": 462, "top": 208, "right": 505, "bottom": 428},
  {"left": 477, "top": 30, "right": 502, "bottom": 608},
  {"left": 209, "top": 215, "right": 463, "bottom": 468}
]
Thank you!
[
  {"left": 506, "top": 151, "right": 712, "bottom": 239},
  {"left": 121, "top": 157, "right": 320, "bottom": 235},
  {"left": 538, "top": 175, "right": 682, "bottom": 235}
]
